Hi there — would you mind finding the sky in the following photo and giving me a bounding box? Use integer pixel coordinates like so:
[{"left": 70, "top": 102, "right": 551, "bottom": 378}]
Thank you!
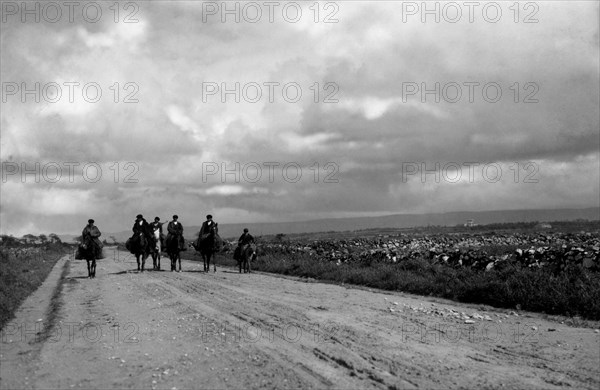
[{"left": 1, "top": 0, "right": 599, "bottom": 236}]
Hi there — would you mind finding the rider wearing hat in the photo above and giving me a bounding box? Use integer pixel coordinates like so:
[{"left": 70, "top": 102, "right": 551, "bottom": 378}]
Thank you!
[
  {"left": 234, "top": 228, "right": 254, "bottom": 261},
  {"left": 132, "top": 214, "right": 153, "bottom": 245},
  {"left": 199, "top": 214, "right": 218, "bottom": 238},
  {"left": 167, "top": 215, "right": 185, "bottom": 250},
  {"left": 238, "top": 228, "right": 254, "bottom": 246},
  {"left": 82, "top": 219, "right": 103, "bottom": 259}
]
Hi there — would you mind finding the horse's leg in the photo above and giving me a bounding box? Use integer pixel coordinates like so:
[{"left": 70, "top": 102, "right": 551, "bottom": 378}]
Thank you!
[
  {"left": 87, "top": 259, "right": 91, "bottom": 278},
  {"left": 212, "top": 252, "right": 216, "bottom": 272},
  {"left": 177, "top": 252, "right": 181, "bottom": 272},
  {"left": 136, "top": 254, "right": 140, "bottom": 271},
  {"left": 92, "top": 259, "right": 96, "bottom": 278},
  {"left": 141, "top": 253, "right": 146, "bottom": 272},
  {"left": 157, "top": 252, "right": 161, "bottom": 271}
]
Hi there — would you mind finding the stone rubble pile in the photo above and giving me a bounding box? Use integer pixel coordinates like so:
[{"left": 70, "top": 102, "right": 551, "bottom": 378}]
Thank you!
[{"left": 261, "top": 231, "right": 600, "bottom": 272}]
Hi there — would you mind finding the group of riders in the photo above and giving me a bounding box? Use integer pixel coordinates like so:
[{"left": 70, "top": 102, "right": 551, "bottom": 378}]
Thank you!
[{"left": 79, "top": 214, "right": 256, "bottom": 278}]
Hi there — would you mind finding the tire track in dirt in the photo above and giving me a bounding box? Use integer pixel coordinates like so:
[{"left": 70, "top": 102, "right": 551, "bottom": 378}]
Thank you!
[{"left": 137, "top": 255, "right": 600, "bottom": 389}]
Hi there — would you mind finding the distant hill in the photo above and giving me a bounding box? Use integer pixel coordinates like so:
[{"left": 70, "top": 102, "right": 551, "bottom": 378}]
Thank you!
[{"left": 97, "top": 207, "right": 599, "bottom": 242}]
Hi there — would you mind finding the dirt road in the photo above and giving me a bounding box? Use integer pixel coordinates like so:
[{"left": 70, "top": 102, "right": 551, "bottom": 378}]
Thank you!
[{"left": 1, "top": 249, "right": 599, "bottom": 389}]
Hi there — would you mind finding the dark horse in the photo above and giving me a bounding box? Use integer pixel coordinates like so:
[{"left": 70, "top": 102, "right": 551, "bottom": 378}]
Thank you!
[
  {"left": 166, "top": 234, "right": 182, "bottom": 272},
  {"left": 195, "top": 225, "right": 220, "bottom": 272},
  {"left": 128, "top": 233, "right": 154, "bottom": 272},
  {"left": 79, "top": 236, "right": 103, "bottom": 278},
  {"left": 238, "top": 243, "right": 257, "bottom": 273}
]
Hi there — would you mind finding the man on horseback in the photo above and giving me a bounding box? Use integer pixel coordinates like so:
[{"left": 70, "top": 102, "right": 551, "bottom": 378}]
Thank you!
[
  {"left": 128, "top": 214, "right": 155, "bottom": 271},
  {"left": 132, "top": 214, "right": 153, "bottom": 246},
  {"left": 165, "top": 215, "right": 184, "bottom": 271},
  {"left": 150, "top": 216, "right": 165, "bottom": 251},
  {"left": 82, "top": 219, "right": 103, "bottom": 255},
  {"left": 81, "top": 219, "right": 103, "bottom": 278},
  {"left": 234, "top": 228, "right": 254, "bottom": 261},
  {"left": 149, "top": 217, "right": 165, "bottom": 270},
  {"left": 167, "top": 215, "right": 185, "bottom": 251},
  {"left": 197, "top": 214, "right": 220, "bottom": 272},
  {"left": 199, "top": 214, "right": 218, "bottom": 238}
]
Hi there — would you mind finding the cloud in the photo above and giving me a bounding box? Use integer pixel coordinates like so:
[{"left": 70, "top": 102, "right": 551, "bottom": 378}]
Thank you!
[{"left": 1, "top": 1, "right": 598, "bottom": 235}]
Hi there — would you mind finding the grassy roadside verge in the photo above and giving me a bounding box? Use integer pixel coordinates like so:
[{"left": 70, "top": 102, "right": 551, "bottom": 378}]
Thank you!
[
  {"left": 252, "top": 250, "right": 600, "bottom": 321},
  {"left": 0, "top": 244, "right": 73, "bottom": 329}
]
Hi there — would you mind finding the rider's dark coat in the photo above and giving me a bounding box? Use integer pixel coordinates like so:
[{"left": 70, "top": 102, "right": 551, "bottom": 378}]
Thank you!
[
  {"left": 199, "top": 220, "right": 218, "bottom": 238},
  {"left": 82, "top": 224, "right": 103, "bottom": 259},
  {"left": 132, "top": 219, "right": 153, "bottom": 241},
  {"left": 238, "top": 232, "right": 254, "bottom": 246},
  {"left": 167, "top": 221, "right": 183, "bottom": 236},
  {"left": 167, "top": 220, "right": 185, "bottom": 250},
  {"left": 131, "top": 218, "right": 152, "bottom": 235}
]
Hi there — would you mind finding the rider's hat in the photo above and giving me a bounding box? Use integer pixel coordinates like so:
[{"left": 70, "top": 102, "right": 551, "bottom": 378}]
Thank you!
[
  {"left": 173, "top": 215, "right": 178, "bottom": 219},
  {"left": 206, "top": 214, "right": 212, "bottom": 219},
  {"left": 136, "top": 214, "right": 143, "bottom": 219},
  {"left": 88, "top": 219, "right": 95, "bottom": 224},
  {"left": 243, "top": 228, "right": 248, "bottom": 232},
  {"left": 154, "top": 217, "right": 160, "bottom": 221}
]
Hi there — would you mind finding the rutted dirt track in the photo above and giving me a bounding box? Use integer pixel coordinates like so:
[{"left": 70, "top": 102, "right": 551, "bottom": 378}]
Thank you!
[{"left": 1, "top": 249, "right": 599, "bottom": 389}]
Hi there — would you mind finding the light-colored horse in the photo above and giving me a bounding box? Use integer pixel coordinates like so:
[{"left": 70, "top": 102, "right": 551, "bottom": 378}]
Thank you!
[{"left": 151, "top": 229, "right": 161, "bottom": 270}]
